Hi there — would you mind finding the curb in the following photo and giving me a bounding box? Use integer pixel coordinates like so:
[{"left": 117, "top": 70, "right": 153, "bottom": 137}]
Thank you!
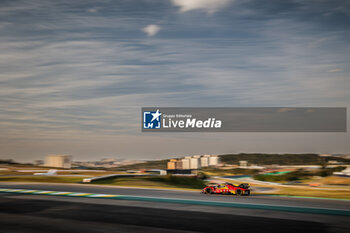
[{"left": 1, "top": 188, "right": 349, "bottom": 216}]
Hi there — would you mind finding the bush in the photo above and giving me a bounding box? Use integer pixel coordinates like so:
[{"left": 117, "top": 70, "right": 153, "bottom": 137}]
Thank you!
[
  {"left": 197, "top": 172, "right": 209, "bottom": 180},
  {"left": 253, "top": 166, "right": 348, "bottom": 182},
  {"left": 220, "top": 153, "right": 350, "bottom": 165},
  {"left": 253, "top": 170, "right": 310, "bottom": 182},
  {"left": 315, "top": 166, "right": 346, "bottom": 177}
]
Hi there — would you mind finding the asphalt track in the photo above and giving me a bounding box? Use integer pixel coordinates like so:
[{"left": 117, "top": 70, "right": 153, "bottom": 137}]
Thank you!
[
  {"left": 0, "top": 182, "right": 349, "bottom": 210},
  {"left": 0, "top": 182, "right": 349, "bottom": 233}
]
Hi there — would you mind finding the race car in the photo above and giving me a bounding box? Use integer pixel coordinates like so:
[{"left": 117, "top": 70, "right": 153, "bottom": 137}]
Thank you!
[{"left": 201, "top": 182, "right": 250, "bottom": 196}]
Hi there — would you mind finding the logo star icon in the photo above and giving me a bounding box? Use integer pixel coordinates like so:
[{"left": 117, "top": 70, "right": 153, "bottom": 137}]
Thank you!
[{"left": 151, "top": 109, "right": 162, "bottom": 122}]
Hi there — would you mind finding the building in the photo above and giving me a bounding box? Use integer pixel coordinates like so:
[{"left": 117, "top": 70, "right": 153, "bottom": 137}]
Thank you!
[
  {"left": 167, "top": 154, "right": 220, "bottom": 171},
  {"left": 167, "top": 158, "right": 192, "bottom": 175},
  {"left": 175, "top": 160, "right": 183, "bottom": 169},
  {"left": 45, "top": 154, "right": 72, "bottom": 168},
  {"left": 200, "top": 155, "right": 210, "bottom": 167},
  {"left": 181, "top": 157, "right": 191, "bottom": 169},
  {"left": 209, "top": 155, "right": 219, "bottom": 166},
  {"left": 239, "top": 160, "right": 248, "bottom": 168},
  {"left": 167, "top": 159, "right": 177, "bottom": 170},
  {"left": 190, "top": 155, "right": 201, "bottom": 169}
]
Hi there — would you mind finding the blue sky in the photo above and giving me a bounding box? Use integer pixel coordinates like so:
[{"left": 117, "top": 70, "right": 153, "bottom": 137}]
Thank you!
[{"left": 0, "top": 0, "right": 349, "bottom": 162}]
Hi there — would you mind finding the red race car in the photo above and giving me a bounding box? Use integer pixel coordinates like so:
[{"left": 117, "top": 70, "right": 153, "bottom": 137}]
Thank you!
[{"left": 201, "top": 182, "right": 250, "bottom": 196}]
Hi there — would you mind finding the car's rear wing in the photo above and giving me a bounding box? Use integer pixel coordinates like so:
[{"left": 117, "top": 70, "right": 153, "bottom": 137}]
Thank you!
[{"left": 238, "top": 183, "right": 250, "bottom": 189}]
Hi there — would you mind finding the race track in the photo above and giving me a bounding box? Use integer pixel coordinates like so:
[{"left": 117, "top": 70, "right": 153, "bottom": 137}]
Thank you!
[
  {"left": 0, "top": 182, "right": 349, "bottom": 233},
  {"left": 0, "top": 182, "right": 349, "bottom": 210}
]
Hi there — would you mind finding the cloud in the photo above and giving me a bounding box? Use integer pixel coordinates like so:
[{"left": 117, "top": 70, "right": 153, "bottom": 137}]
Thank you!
[
  {"left": 328, "top": 68, "right": 343, "bottom": 73},
  {"left": 0, "top": 0, "right": 350, "bottom": 161},
  {"left": 171, "top": 0, "right": 233, "bottom": 14},
  {"left": 142, "top": 24, "right": 161, "bottom": 36},
  {"left": 87, "top": 8, "right": 98, "bottom": 13}
]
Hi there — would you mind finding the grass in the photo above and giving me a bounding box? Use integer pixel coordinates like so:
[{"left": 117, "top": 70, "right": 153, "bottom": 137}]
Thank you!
[
  {"left": 0, "top": 171, "right": 207, "bottom": 190},
  {"left": 202, "top": 168, "right": 259, "bottom": 176},
  {"left": 0, "top": 176, "right": 85, "bottom": 183},
  {"left": 269, "top": 186, "right": 350, "bottom": 199},
  {"left": 1, "top": 173, "right": 349, "bottom": 199},
  {"left": 253, "top": 167, "right": 347, "bottom": 183},
  {"left": 319, "top": 176, "right": 350, "bottom": 185},
  {"left": 217, "top": 177, "right": 350, "bottom": 199},
  {"left": 253, "top": 172, "right": 304, "bottom": 183}
]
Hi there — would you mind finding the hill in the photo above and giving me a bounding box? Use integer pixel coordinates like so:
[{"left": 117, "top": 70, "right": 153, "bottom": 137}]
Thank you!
[{"left": 219, "top": 153, "right": 350, "bottom": 165}]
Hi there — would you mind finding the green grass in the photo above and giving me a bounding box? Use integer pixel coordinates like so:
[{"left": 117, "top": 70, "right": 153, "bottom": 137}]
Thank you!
[
  {"left": 253, "top": 167, "right": 347, "bottom": 183},
  {"left": 269, "top": 187, "right": 350, "bottom": 199},
  {"left": 253, "top": 172, "right": 306, "bottom": 182},
  {"left": 202, "top": 167, "right": 259, "bottom": 176}
]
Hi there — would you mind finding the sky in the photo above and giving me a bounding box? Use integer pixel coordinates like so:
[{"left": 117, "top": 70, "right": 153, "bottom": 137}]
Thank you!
[{"left": 0, "top": 0, "right": 349, "bottom": 162}]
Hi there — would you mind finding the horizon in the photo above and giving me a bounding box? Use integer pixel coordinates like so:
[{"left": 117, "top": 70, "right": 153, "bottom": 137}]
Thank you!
[{"left": 1, "top": 152, "right": 348, "bottom": 164}]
